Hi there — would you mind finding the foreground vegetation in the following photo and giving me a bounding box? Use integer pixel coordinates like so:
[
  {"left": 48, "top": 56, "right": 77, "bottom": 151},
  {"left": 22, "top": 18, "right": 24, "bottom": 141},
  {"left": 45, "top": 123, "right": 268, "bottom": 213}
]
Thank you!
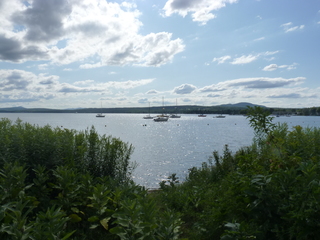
[
  {"left": 1, "top": 106, "right": 320, "bottom": 239},
  {"left": 0, "top": 119, "right": 180, "bottom": 239}
]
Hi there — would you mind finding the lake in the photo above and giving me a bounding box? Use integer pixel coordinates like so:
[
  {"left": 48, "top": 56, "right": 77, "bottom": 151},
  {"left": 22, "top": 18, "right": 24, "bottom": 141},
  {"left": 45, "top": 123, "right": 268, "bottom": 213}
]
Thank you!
[{"left": 1, "top": 113, "right": 319, "bottom": 188}]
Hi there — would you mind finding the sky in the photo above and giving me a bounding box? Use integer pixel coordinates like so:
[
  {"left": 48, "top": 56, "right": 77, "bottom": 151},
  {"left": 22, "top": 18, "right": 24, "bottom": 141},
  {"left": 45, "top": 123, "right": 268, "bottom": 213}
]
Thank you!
[{"left": 0, "top": 0, "right": 320, "bottom": 109}]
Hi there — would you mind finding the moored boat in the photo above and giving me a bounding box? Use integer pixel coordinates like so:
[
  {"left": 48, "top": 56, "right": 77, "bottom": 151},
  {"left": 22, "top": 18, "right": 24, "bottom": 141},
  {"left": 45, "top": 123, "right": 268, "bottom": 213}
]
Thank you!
[
  {"left": 96, "top": 113, "right": 105, "bottom": 117},
  {"left": 215, "top": 114, "right": 226, "bottom": 118},
  {"left": 143, "top": 115, "right": 153, "bottom": 119},
  {"left": 153, "top": 116, "right": 169, "bottom": 122},
  {"left": 143, "top": 102, "right": 153, "bottom": 119},
  {"left": 170, "top": 114, "right": 181, "bottom": 118}
]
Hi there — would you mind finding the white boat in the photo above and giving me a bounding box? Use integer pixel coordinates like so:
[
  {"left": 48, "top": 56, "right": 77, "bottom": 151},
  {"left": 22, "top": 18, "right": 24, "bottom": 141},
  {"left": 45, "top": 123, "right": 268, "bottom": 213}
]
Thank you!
[
  {"left": 154, "top": 97, "right": 169, "bottom": 122},
  {"left": 143, "top": 115, "right": 153, "bottom": 119},
  {"left": 143, "top": 102, "right": 153, "bottom": 119},
  {"left": 96, "top": 113, "right": 105, "bottom": 118},
  {"left": 198, "top": 114, "right": 206, "bottom": 117},
  {"left": 215, "top": 115, "right": 226, "bottom": 118},
  {"left": 96, "top": 101, "right": 105, "bottom": 117},
  {"left": 153, "top": 116, "right": 169, "bottom": 122},
  {"left": 170, "top": 99, "right": 181, "bottom": 118}
]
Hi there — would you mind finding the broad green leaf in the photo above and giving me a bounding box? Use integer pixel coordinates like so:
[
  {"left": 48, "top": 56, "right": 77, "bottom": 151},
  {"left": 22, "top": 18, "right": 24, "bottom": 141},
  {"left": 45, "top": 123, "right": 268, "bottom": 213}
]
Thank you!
[
  {"left": 100, "top": 217, "right": 111, "bottom": 230},
  {"left": 69, "top": 214, "right": 82, "bottom": 223},
  {"left": 88, "top": 216, "right": 99, "bottom": 222}
]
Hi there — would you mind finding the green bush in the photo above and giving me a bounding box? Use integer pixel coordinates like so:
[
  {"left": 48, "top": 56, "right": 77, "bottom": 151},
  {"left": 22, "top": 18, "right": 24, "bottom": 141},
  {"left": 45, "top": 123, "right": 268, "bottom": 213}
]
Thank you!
[
  {"left": 0, "top": 118, "right": 135, "bottom": 183},
  {"left": 153, "top": 107, "right": 320, "bottom": 239},
  {"left": 0, "top": 118, "right": 184, "bottom": 239}
]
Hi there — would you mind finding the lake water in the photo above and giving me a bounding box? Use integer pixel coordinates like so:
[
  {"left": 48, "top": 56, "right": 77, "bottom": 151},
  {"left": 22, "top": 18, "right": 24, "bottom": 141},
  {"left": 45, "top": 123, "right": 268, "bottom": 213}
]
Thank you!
[{"left": 1, "top": 113, "right": 319, "bottom": 188}]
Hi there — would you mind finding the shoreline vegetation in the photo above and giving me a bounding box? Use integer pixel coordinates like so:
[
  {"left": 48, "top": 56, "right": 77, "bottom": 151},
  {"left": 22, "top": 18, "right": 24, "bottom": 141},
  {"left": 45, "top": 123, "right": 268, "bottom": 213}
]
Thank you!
[
  {"left": 1, "top": 102, "right": 320, "bottom": 116},
  {"left": 1, "top": 106, "right": 320, "bottom": 239}
]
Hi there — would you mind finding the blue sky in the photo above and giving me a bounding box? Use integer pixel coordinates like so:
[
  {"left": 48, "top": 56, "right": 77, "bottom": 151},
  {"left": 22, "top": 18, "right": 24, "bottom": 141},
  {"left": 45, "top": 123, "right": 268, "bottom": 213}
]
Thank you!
[{"left": 0, "top": 0, "right": 320, "bottom": 109}]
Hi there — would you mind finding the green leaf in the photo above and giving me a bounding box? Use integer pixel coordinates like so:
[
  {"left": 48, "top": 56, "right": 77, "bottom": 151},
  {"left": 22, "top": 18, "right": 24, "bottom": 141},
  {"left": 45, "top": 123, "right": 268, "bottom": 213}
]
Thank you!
[
  {"left": 110, "top": 226, "right": 126, "bottom": 235},
  {"left": 71, "top": 207, "right": 79, "bottom": 213},
  {"left": 100, "top": 217, "right": 111, "bottom": 230},
  {"left": 69, "top": 214, "right": 82, "bottom": 223},
  {"left": 88, "top": 216, "right": 99, "bottom": 222}
]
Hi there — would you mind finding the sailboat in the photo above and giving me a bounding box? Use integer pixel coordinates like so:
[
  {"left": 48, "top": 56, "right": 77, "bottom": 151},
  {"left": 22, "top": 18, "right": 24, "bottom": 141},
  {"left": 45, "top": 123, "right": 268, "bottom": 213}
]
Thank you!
[
  {"left": 153, "top": 97, "right": 169, "bottom": 122},
  {"left": 143, "top": 102, "right": 153, "bottom": 119},
  {"left": 170, "top": 99, "right": 181, "bottom": 118},
  {"left": 96, "top": 102, "right": 105, "bottom": 117},
  {"left": 198, "top": 107, "right": 206, "bottom": 117}
]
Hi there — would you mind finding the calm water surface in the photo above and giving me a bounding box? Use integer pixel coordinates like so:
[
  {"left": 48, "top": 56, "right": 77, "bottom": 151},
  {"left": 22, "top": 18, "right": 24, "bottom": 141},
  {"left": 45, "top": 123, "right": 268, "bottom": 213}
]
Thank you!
[{"left": 1, "top": 113, "right": 320, "bottom": 188}]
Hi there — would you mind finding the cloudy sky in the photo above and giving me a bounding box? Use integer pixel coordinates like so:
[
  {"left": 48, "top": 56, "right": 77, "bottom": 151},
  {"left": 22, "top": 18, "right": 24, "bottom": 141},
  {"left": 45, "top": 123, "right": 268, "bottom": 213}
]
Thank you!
[{"left": 0, "top": 0, "right": 319, "bottom": 109}]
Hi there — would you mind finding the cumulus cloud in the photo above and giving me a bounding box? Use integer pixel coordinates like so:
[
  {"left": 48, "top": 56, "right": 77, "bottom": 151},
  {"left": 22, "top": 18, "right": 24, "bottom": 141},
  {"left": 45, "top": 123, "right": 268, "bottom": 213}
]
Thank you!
[
  {"left": 0, "top": 0, "right": 185, "bottom": 67},
  {"left": 138, "top": 98, "right": 148, "bottom": 104},
  {"left": 146, "top": 89, "right": 159, "bottom": 94},
  {"left": 281, "top": 22, "right": 305, "bottom": 33},
  {"left": 173, "top": 84, "right": 197, "bottom": 94},
  {"left": 207, "top": 93, "right": 222, "bottom": 98},
  {"left": 0, "top": 69, "right": 59, "bottom": 92},
  {"left": 0, "top": 69, "right": 59, "bottom": 103},
  {"left": 0, "top": 34, "right": 48, "bottom": 62},
  {"left": 162, "top": 0, "right": 238, "bottom": 25},
  {"left": 263, "top": 64, "right": 278, "bottom": 71},
  {"left": 58, "top": 84, "right": 102, "bottom": 93},
  {"left": 0, "top": 69, "right": 154, "bottom": 103}
]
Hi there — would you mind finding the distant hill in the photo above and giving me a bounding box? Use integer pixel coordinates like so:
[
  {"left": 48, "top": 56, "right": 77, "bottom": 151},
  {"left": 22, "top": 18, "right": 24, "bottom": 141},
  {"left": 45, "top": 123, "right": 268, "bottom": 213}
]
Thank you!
[
  {"left": 0, "top": 106, "right": 26, "bottom": 112},
  {"left": 0, "top": 102, "right": 267, "bottom": 114},
  {"left": 218, "top": 102, "right": 266, "bottom": 108}
]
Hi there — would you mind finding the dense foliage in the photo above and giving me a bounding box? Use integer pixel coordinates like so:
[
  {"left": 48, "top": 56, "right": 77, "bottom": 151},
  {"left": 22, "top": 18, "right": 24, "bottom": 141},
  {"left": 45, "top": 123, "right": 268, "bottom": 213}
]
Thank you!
[
  {"left": 154, "top": 106, "right": 320, "bottom": 239},
  {"left": 2, "top": 107, "right": 320, "bottom": 239},
  {"left": 0, "top": 119, "right": 181, "bottom": 239}
]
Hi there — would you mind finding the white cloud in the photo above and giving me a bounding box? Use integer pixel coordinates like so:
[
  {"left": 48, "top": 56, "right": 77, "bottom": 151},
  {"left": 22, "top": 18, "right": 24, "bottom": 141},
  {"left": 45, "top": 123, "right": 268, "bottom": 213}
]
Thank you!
[
  {"left": 173, "top": 84, "right": 197, "bottom": 94},
  {"left": 0, "top": 69, "right": 154, "bottom": 103},
  {"left": 222, "top": 77, "right": 305, "bottom": 89},
  {"left": 199, "top": 85, "right": 226, "bottom": 92},
  {"left": 104, "top": 79, "right": 155, "bottom": 90},
  {"left": 230, "top": 51, "right": 279, "bottom": 65},
  {"left": 38, "top": 64, "right": 49, "bottom": 70},
  {"left": 0, "top": 0, "right": 185, "bottom": 68},
  {"left": 281, "top": 22, "right": 305, "bottom": 33},
  {"left": 254, "top": 37, "right": 265, "bottom": 41},
  {"left": 231, "top": 54, "right": 258, "bottom": 65},
  {"left": 264, "top": 51, "right": 279, "bottom": 56},
  {"left": 263, "top": 63, "right": 298, "bottom": 71},
  {"left": 263, "top": 64, "right": 278, "bottom": 71},
  {"left": 212, "top": 55, "right": 231, "bottom": 64},
  {"left": 0, "top": 69, "right": 60, "bottom": 103},
  {"left": 162, "top": 0, "right": 238, "bottom": 25},
  {"left": 146, "top": 89, "right": 159, "bottom": 94}
]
